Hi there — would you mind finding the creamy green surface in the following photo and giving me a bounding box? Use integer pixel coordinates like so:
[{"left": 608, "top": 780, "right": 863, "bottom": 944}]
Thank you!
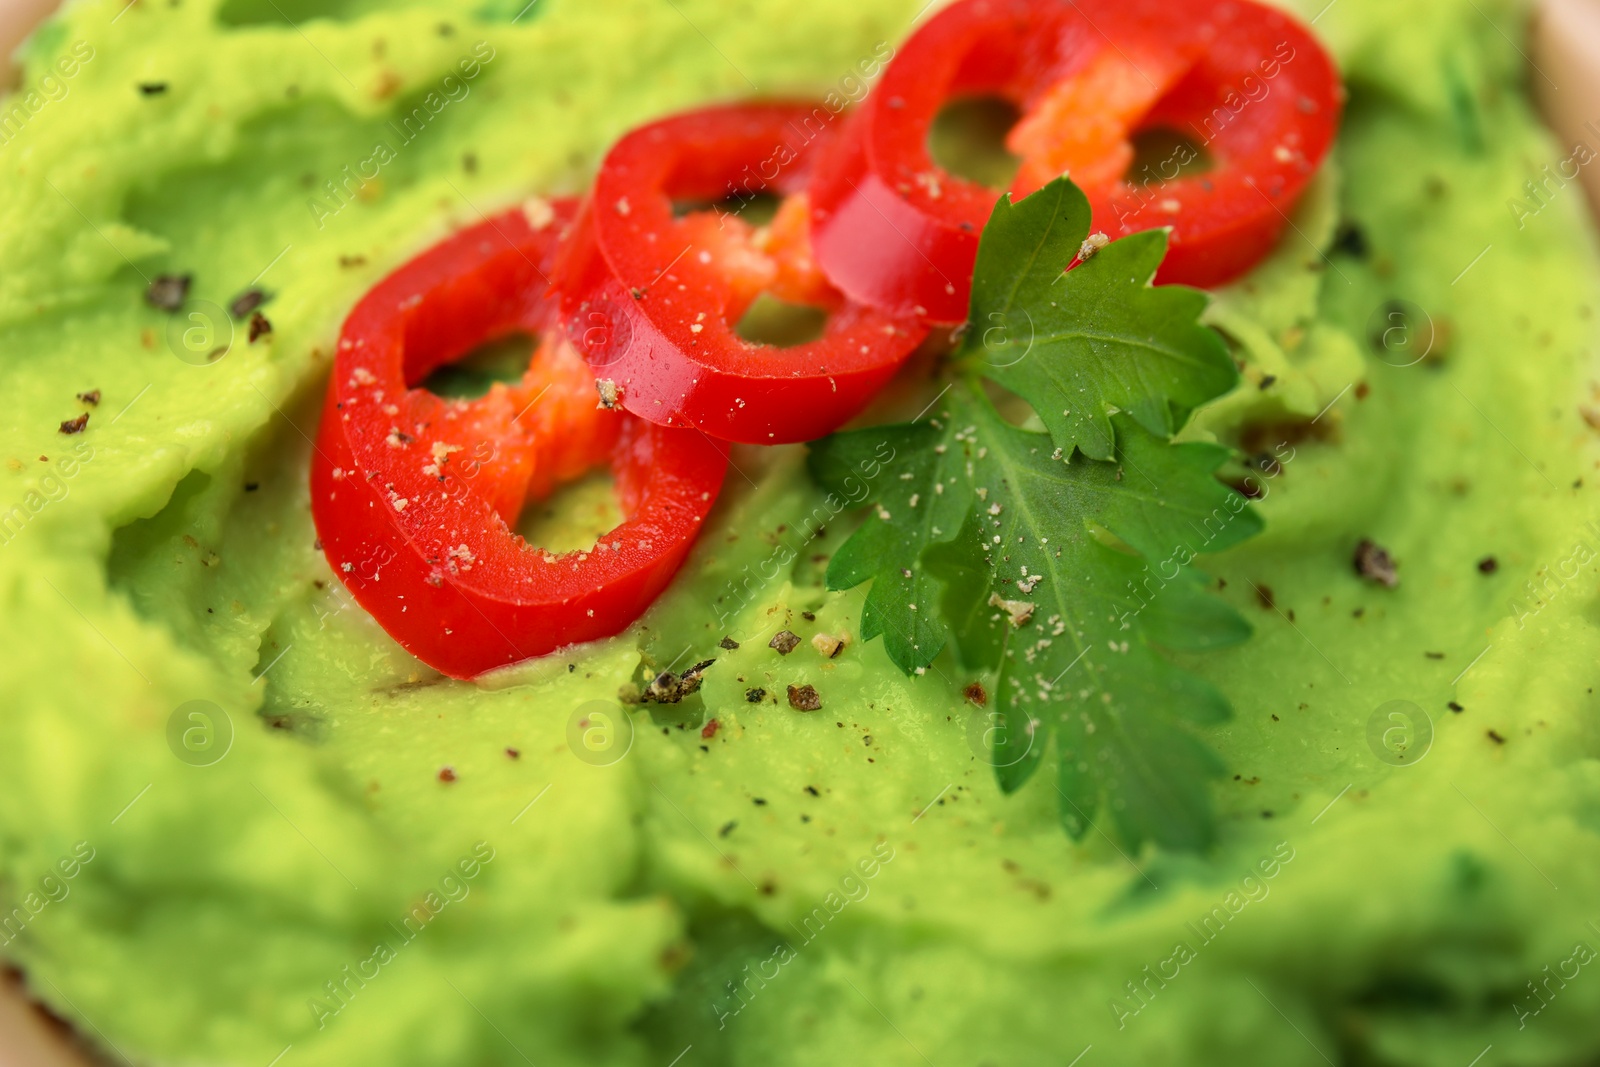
[{"left": 3, "top": 0, "right": 1600, "bottom": 1064}]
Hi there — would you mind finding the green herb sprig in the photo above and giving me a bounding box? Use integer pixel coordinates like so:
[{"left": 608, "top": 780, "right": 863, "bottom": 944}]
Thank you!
[{"left": 810, "top": 178, "right": 1260, "bottom": 852}]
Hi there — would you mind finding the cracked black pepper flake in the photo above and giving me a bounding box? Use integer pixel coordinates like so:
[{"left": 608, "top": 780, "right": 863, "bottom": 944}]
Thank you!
[
  {"left": 1258, "top": 374, "right": 1277, "bottom": 390},
  {"left": 719, "top": 636, "right": 740, "bottom": 650},
  {"left": 787, "top": 684, "right": 821, "bottom": 711},
  {"left": 744, "top": 687, "right": 766, "bottom": 703},
  {"left": 680, "top": 659, "right": 715, "bottom": 696},
  {"left": 248, "top": 312, "right": 272, "bottom": 343},
  {"left": 812, "top": 632, "right": 845, "bottom": 658},
  {"left": 58, "top": 414, "right": 89, "bottom": 435},
  {"left": 76, "top": 390, "right": 100, "bottom": 406},
  {"left": 752, "top": 797, "right": 767, "bottom": 806},
  {"left": 770, "top": 630, "right": 800, "bottom": 655},
  {"left": 801, "top": 611, "right": 816, "bottom": 622},
  {"left": 505, "top": 747, "right": 520, "bottom": 759},
  {"left": 229, "top": 288, "right": 267, "bottom": 318},
  {"left": 804, "top": 785, "right": 820, "bottom": 797},
  {"left": 145, "top": 273, "right": 191, "bottom": 312},
  {"left": 1477, "top": 556, "right": 1498, "bottom": 575},
  {"left": 1354, "top": 539, "right": 1399, "bottom": 588},
  {"left": 1448, "top": 702, "right": 1464, "bottom": 713},
  {"left": 1255, "top": 584, "right": 1275, "bottom": 610},
  {"left": 339, "top": 255, "right": 367, "bottom": 268},
  {"left": 1332, "top": 221, "right": 1369, "bottom": 259},
  {"left": 1486, "top": 730, "right": 1505, "bottom": 745},
  {"left": 138, "top": 82, "right": 168, "bottom": 95},
  {"left": 647, "top": 671, "right": 683, "bottom": 704},
  {"left": 244, "top": 482, "right": 260, "bottom": 492},
  {"left": 718, "top": 820, "right": 737, "bottom": 837}
]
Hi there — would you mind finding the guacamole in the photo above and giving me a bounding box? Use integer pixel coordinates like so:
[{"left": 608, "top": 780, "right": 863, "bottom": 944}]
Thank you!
[{"left": 3, "top": 0, "right": 1600, "bottom": 1064}]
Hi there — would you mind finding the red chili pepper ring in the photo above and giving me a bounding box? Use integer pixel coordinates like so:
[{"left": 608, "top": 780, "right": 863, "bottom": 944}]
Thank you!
[
  {"left": 312, "top": 201, "right": 727, "bottom": 679},
  {"left": 557, "top": 102, "right": 929, "bottom": 445}
]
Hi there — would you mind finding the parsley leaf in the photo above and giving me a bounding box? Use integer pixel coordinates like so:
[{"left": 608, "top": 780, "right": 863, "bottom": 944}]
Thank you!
[
  {"left": 967, "top": 178, "right": 1236, "bottom": 462},
  {"left": 808, "top": 177, "right": 1260, "bottom": 851},
  {"left": 807, "top": 423, "right": 969, "bottom": 669},
  {"left": 923, "top": 396, "right": 1259, "bottom": 850}
]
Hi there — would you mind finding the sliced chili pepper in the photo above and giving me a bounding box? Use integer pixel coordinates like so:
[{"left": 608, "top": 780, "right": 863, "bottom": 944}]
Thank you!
[
  {"left": 557, "top": 102, "right": 928, "bottom": 445},
  {"left": 312, "top": 199, "right": 727, "bottom": 679},
  {"left": 808, "top": 0, "right": 1092, "bottom": 324},
  {"left": 1082, "top": 0, "right": 1342, "bottom": 288},
  {"left": 808, "top": 0, "right": 1339, "bottom": 319}
]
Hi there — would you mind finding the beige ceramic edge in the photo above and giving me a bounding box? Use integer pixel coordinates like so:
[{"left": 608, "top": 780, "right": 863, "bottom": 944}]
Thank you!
[{"left": 0, "top": 0, "right": 1594, "bottom": 1064}]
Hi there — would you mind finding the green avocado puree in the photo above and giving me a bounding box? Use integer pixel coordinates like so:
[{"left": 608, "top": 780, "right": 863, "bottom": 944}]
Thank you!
[{"left": 3, "top": 0, "right": 1600, "bottom": 1064}]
